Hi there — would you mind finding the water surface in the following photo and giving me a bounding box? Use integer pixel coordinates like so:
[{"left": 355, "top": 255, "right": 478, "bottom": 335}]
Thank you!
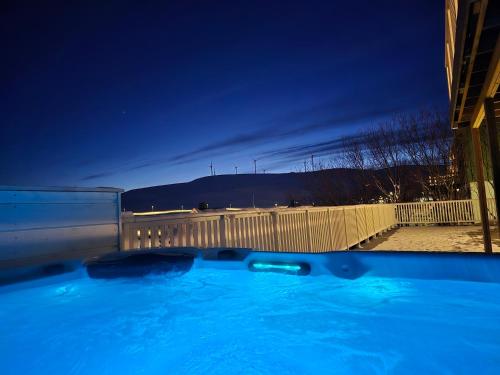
[{"left": 1, "top": 268, "right": 500, "bottom": 374}]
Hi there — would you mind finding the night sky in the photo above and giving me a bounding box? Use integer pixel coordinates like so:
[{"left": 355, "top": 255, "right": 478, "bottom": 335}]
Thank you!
[{"left": 1, "top": 0, "right": 448, "bottom": 190}]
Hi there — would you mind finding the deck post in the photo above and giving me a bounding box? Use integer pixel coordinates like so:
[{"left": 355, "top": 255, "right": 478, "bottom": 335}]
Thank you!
[
  {"left": 327, "top": 208, "right": 334, "bottom": 250},
  {"left": 271, "top": 211, "right": 280, "bottom": 251},
  {"left": 484, "top": 97, "right": 500, "bottom": 232},
  {"left": 228, "top": 215, "right": 236, "bottom": 248},
  {"left": 305, "top": 210, "right": 312, "bottom": 252},
  {"left": 219, "top": 215, "right": 227, "bottom": 247},
  {"left": 343, "top": 208, "right": 349, "bottom": 250},
  {"left": 471, "top": 126, "right": 492, "bottom": 253},
  {"left": 354, "top": 206, "right": 361, "bottom": 247}
]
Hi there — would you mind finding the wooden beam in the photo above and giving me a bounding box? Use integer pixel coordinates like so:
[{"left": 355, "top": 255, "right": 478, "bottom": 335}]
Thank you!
[
  {"left": 485, "top": 97, "right": 500, "bottom": 232},
  {"left": 457, "top": 0, "right": 489, "bottom": 124},
  {"left": 471, "top": 35, "right": 500, "bottom": 128},
  {"left": 449, "top": 0, "right": 475, "bottom": 128},
  {"left": 471, "top": 126, "right": 493, "bottom": 252}
]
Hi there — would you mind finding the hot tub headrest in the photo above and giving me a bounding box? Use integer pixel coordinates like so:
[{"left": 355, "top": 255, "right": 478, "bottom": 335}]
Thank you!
[{"left": 85, "top": 251, "right": 195, "bottom": 279}]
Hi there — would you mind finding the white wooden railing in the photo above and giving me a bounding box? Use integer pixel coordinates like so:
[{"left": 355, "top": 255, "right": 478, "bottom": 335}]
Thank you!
[
  {"left": 121, "top": 199, "right": 498, "bottom": 252},
  {"left": 121, "top": 204, "right": 397, "bottom": 252},
  {"left": 395, "top": 199, "right": 497, "bottom": 225}
]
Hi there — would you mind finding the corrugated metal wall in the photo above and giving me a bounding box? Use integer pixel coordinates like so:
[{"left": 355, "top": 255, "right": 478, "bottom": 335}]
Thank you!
[{"left": 0, "top": 186, "right": 122, "bottom": 268}]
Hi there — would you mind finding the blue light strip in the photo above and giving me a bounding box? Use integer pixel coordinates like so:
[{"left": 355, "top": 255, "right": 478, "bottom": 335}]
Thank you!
[{"left": 251, "top": 262, "right": 302, "bottom": 272}]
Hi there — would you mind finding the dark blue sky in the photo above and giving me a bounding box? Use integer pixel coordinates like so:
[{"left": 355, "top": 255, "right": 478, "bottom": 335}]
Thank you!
[{"left": 1, "top": 0, "right": 448, "bottom": 190}]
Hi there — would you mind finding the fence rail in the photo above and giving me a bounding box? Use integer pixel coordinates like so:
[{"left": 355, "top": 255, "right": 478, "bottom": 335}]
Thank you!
[
  {"left": 395, "top": 199, "right": 497, "bottom": 225},
  {"left": 121, "top": 204, "right": 397, "bottom": 252},
  {"left": 121, "top": 199, "right": 498, "bottom": 252}
]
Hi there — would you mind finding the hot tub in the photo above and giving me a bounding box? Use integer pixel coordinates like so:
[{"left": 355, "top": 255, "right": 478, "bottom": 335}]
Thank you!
[{"left": 1, "top": 249, "right": 500, "bottom": 374}]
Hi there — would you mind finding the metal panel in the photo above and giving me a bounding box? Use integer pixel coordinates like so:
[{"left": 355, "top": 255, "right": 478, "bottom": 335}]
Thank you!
[
  {"left": 0, "top": 202, "right": 118, "bottom": 231},
  {"left": 0, "top": 190, "right": 118, "bottom": 204},
  {"left": 0, "top": 187, "right": 122, "bottom": 268},
  {"left": 0, "top": 225, "right": 118, "bottom": 259}
]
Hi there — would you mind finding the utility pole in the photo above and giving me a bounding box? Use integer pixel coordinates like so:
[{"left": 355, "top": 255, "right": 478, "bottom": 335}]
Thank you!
[
  {"left": 235, "top": 166, "right": 238, "bottom": 175},
  {"left": 209, "top": 162, "right": 213, "bottom": 176},
  {"left": 253, "top": 159, "right": 257, "bottom": 174},
  {"left": 311, "top": 154, "right": 314, "bottom": 172},
  {"left": 304, "top": 160, "right": 307, "bottom": 173}
]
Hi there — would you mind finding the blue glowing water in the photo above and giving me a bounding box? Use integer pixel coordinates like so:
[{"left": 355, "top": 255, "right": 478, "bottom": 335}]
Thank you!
[{"left": 1, "top": 267, "right": 500, "bottom": 374}]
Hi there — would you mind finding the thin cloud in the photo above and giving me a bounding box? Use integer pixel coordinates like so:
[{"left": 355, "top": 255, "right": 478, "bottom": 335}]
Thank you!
[
  {"left": 256, "top": 113, "right": 449, "bottom": 168},
  {"left": 79, "top": 104, "right": 401, "bottom": 182},
  {"left": 162, "top": 104, "right": 403, "bottom": 166},
  {"left": 78, "top": 81, "right": 427, "bottom": 183},
  {"left": 81, "top": 171, "right": 117, "bottom": 181}
]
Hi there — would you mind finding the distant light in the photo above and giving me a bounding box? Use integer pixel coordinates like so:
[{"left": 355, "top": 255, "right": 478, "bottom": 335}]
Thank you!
[{"left": 133, "top": 210, "right": 192, "bottom": 216}]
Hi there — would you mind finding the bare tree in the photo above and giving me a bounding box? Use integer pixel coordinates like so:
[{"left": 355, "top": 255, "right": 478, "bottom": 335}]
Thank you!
[
  {"left": 305, "top": 110, "right": 462, "bottom": 204},
  {"left": 364, "top": 119, "right": 406, "bottom": 202},
  {"left": 399, "top": 111, "right": 448, "bottom": 199},
  {"left": 398, "top": 111, "right": 466, "bottom": 200},
  {"left": 338, "top": 136, "right": 372, "bottom": 202}
]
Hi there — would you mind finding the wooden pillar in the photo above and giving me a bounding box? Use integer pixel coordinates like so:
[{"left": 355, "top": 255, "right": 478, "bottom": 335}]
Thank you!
[
  {"left": 271, "top": 211, "right": 280, "bottom": 251},
  {"left": 305, "top": 210, "right": 312, "bottom": 252},
  {"left": 327, "top": 208, "right": 334, "bottom": 250},
  {"left": 484, "top": 97, "right": 500, "bottom": 232},
  {"left": 471, "top": 126, "right": 492, "bottom": 252},
  {"left": 219, "top": 215, "right": 227, "bottom": 247}
]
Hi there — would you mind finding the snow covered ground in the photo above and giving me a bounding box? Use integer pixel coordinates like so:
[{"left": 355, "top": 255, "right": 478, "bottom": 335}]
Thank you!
[{"left": 362, "top": 225, "right": 500, "bottom": 252}]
